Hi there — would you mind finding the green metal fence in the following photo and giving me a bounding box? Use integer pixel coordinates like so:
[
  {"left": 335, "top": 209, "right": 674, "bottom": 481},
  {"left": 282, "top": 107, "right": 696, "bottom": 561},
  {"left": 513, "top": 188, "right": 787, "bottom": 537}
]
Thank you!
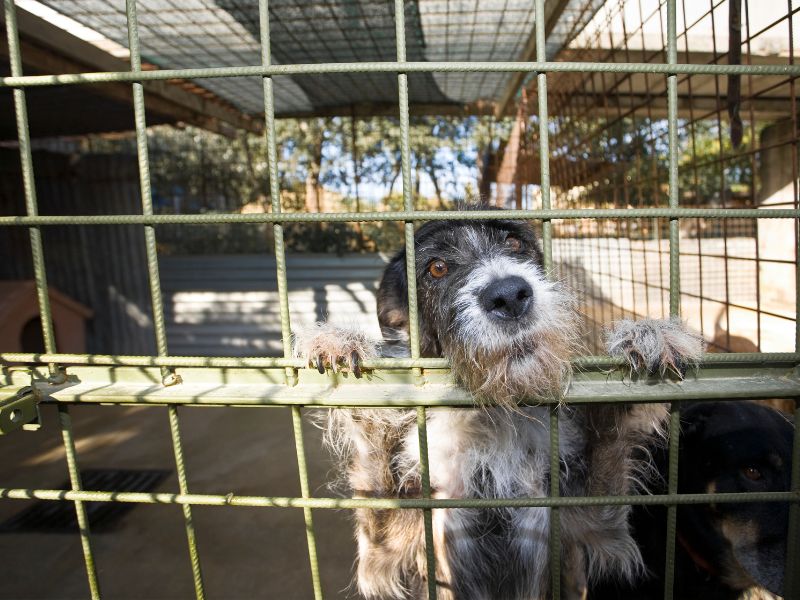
[{"left": 1, "top": 0, "right": 799, "bottom": 599}]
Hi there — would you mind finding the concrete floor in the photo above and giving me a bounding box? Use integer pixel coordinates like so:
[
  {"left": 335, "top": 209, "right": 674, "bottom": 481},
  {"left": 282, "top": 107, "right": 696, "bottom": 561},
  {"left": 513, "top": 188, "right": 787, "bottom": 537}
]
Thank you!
[{"left": 0, "top": 403, "right": 358, "bottom": 599}]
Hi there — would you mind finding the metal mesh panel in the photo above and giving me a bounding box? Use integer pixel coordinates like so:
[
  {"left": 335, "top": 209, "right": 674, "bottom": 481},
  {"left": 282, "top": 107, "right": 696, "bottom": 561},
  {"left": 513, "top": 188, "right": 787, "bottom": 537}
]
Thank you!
[
  {"left": 1, "top": 0, "right": 799, "bottom": 599},
  {"left": 540, "top": 0, "right": 800, "bottom": 359}
]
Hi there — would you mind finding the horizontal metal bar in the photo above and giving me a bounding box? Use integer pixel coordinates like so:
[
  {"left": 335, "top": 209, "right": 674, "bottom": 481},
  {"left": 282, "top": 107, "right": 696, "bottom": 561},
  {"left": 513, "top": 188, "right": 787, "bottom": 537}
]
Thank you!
[
  {"left": 2, "top": 61, "right": 799, "bottom": 89},
  {"left": 0, "top": 352, "right": 446, "bottom": 369},
  {"left": 0, "top": 487, "right": 794, "bottom": 509},
  {"left": 3, "top": 352, "right": 797, "bottom": 370},
  {"left": 7, "top": 363, "right": 795, "bottom": 408},
  {"left": 0, "top": 208, "right": 798, "bottom": 227},
  {"left": 677, "top": 252, "right": 796, "bottom": 266},
  {"left": 576, "top": 352, "right": 800, "bottom": 366}
]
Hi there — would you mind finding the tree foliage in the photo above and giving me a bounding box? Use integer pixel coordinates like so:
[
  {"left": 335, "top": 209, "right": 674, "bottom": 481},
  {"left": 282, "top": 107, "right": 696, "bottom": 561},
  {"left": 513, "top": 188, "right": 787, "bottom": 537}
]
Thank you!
[{"left": 84, "top": 111, "right": 763, "bottom": 252}]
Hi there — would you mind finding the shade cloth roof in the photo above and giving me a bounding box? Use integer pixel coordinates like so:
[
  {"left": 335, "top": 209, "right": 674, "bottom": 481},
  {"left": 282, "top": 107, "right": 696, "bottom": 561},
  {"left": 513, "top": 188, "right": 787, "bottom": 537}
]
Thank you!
[{"left": 34, "top": 0, "right": 600, "bottom": 117}]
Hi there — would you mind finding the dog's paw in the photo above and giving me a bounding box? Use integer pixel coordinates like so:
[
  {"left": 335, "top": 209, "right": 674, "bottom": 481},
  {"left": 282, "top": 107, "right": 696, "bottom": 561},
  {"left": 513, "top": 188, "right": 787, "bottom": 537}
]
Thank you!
[
  {"left": 294, "top": 323, "right": 378, "bottom": 378},
  {"left": 606, "top": 317, "right": 704, "bottom": 378}
]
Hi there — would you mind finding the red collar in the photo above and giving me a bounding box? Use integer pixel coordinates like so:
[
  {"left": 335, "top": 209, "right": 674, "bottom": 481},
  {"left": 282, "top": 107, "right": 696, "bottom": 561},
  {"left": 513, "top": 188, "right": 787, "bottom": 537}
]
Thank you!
[{"left": 677, "top": 532, "right": 719, "bottom": 576}]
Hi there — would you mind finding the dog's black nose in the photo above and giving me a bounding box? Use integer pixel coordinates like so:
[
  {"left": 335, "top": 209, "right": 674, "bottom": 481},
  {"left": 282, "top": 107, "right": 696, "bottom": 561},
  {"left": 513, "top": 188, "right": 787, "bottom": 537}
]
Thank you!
[{"left": 479, "top": 276, "right": 533, "bottom": 321}]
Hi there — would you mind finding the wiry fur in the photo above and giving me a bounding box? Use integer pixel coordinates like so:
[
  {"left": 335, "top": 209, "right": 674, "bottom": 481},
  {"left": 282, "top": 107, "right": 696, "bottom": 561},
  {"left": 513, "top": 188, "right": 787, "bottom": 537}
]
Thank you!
[
  {"left": 297, "top": 212, "right": 704, "bottom": 599},
  {"left": 294, "top": 322, "right": 378, "bottom": 372},
  {"left": 448, "top": 255, "right": 579, "bottom": 404},
  {"left": 606, "top": 317, "right": 704, "bottom": 377}
]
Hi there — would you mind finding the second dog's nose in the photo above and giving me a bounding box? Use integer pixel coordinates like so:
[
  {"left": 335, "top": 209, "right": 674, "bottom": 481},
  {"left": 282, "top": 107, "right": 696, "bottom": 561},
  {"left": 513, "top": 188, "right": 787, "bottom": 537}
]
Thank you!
[{"left": 479, "top": 276, "right": 533, "bottom": 321}]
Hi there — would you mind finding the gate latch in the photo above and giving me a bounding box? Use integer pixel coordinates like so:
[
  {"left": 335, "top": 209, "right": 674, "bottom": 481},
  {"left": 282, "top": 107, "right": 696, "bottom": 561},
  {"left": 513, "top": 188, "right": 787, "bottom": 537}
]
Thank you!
[{"left": 0, "top": 386, "right": 41, "bottom": 435}]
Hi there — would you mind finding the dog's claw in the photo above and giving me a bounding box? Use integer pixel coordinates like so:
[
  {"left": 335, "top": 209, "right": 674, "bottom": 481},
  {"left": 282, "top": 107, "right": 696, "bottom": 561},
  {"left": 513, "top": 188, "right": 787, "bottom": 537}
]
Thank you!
[
  {"left": 297, "top": 324, "right": 376, "bottom": 377},
  {"left": 606, "top": 318, "right": 704, "bottom": 378},
  {"left": 351, "top": 350, "right": 362, "bottom": 378}
]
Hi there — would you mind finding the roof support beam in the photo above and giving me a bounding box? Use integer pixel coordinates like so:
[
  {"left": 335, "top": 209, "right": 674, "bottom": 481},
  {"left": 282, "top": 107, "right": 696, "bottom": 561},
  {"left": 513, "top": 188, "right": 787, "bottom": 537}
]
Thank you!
[
  {"left": 495, "top": 0, "right": 571, "bottom": 118},
  {"left": 0, "top": 5, "right": 260, "bottom": 135},
  {"left": 276, "top": 101, "right": 495, "bottom": 119}
]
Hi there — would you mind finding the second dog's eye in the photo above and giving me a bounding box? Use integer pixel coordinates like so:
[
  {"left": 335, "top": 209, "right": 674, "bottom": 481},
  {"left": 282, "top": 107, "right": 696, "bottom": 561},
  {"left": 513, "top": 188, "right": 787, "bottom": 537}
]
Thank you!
[
  {"left": 505, "top": 236, "right": 523, "bottom": 252},
  {"left": 741, "top": 466, "right": 763, "bottom": 481},
  {"left": 429, "top": 260, "right": 448, "bottom": 278}
]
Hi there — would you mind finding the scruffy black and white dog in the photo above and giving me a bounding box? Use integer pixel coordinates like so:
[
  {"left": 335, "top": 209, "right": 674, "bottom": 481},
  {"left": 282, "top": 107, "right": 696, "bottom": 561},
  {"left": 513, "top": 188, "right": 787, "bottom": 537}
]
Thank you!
[{"left": 298, "top": 212, "right": 703, "bottom": 600}]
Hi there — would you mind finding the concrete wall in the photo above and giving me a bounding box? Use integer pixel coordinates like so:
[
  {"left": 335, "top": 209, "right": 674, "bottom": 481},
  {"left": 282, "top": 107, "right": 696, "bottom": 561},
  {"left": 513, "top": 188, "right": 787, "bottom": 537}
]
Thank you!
[{"left": 757, "top": 120, "right": 797, "bottom": 347}]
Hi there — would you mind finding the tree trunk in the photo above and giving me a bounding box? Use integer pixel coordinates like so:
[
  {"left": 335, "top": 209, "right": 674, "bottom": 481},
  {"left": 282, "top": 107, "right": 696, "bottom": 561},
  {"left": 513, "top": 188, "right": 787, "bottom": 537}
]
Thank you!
[
  {"left": 427, "top": 165, "right": 444, "bottom": 209},
  {"left": 388, "top": 168, "right": 401, "bottom": 199},
  {"left": 477, "top": 145, "right": 493, "bottom": 201},
  {"left": 305, "top": 139, "right": 324, "bottom": 212}
]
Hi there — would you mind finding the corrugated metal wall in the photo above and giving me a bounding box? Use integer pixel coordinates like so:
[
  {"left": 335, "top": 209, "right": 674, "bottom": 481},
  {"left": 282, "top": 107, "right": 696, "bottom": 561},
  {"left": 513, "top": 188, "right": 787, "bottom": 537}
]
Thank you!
[
  {"left": 0, "top": 149, "right": 389, "bottom": 358},
  {"left": 0, "top": 150, "right": 155, "bottom": 355},
  {"left": 160, "top": 254, "right": 387, "bottom": 356}
]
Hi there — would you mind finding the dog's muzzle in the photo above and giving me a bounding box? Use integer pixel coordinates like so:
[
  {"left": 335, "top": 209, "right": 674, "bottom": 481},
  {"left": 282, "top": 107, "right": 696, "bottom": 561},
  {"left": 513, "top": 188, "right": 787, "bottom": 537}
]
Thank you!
[{"left": 479, "top": 275, "right": 534, "bottom": 321}]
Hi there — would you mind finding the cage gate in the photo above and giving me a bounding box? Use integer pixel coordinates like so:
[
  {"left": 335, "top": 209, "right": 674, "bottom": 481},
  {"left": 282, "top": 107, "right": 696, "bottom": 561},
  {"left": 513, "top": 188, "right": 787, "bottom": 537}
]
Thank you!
[{"left": 1, "top": 0, "right": 799, "bottom": 599}]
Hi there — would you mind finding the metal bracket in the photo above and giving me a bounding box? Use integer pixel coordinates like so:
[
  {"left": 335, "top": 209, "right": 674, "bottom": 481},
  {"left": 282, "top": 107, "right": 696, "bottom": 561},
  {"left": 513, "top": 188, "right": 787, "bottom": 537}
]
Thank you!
[{"left": 0, "top": 386, "right": 41, "bottom": 434}]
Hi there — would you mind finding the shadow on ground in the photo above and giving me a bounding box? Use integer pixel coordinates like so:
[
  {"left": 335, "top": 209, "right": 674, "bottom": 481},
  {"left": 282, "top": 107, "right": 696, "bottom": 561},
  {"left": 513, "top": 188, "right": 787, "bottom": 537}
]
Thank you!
[{"left": 0, "top": 404, "right": 357, "bottom": 599}]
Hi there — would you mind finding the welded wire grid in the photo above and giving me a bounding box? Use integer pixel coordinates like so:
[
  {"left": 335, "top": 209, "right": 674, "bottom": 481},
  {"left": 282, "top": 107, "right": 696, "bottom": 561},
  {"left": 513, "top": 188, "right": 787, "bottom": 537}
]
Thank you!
[
  {"left": 1, "top": 0, "right": 799, "bottom": 599},
  {"left": 543, "top": 0, "right": 799, "bottom": 356}
]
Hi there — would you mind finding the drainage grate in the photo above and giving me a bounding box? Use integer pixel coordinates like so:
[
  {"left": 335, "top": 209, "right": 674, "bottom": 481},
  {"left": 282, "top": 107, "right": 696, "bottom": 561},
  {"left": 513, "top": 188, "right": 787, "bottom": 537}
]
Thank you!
[{"left": 0, "top": 469, "right": 170, "bottom": 534}]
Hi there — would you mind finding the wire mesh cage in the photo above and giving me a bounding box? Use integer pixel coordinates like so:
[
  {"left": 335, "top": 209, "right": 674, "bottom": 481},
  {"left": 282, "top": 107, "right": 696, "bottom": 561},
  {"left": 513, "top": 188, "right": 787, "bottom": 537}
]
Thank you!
[
  {"left": 538, "top": 0, "right": 800, "bottom": 360},
  {"left": 0, "top": 0, "right": 799, "bottom": 599}
]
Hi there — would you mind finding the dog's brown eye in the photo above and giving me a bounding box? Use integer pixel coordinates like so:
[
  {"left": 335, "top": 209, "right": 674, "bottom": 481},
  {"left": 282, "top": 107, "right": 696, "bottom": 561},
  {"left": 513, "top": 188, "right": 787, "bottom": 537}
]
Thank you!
[
  {"left": 505, "top": 236, "right": 522, "bottom": 252},
  {"left": 429, "top": 260, "right": 448, "bottom": 278},
  {"left": 741, "top": 466, "right": 762, "bottom": 481}
]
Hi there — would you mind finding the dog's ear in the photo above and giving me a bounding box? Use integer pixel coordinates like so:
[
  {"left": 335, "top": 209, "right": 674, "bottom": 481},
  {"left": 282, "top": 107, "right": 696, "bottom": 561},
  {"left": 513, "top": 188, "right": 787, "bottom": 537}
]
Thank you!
[
  {"left": 377, "top": 250, "right": 409, "bottom": 338},
  {"left": 680, "top": 402, "right": 712, "bottom": 440}
]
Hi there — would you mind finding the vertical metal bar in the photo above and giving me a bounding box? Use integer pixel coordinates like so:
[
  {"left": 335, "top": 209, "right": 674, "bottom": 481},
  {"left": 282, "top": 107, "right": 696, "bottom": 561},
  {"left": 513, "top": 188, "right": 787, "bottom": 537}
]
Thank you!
[
  {"left": 664, "top": 1, "right": 680, "bottom": 599},
  {"left": 291, "top": 406, "right": 323, "bottom": 600},
  {"left": 786, "top": 0, "right": 800, "bottom": 594},
  {"left": 534, "top": 0, "right": 560, "bottom": 596},
  {"left": 417, "top": 407, "right": 437, "bottom": 599},
  {"left": 125, "top": 3, "right": 204, "bottom": 597},
  {"left": 393, "top": 0, "right": 421, "bottom": 366},
  {"left": 742, "top": 0, "right": 763, "bottom": 352},
  {"left": 394, "top": 3, "right": 432, "bottom": 596},
  {"left": 548, "top": 405, "right": 561, "bottom": 600},
  {"left": 793, "top": 0, "right": 799, "bottom": 362},
  {"left": 534, "top": 2, "right": 552, "bottom": 353},
  {"left": 168, "top": 406, "right": 205, "bottom": 600},
  {"left": 707, "top": 0, "right": 733, "bottom": 351},
  {"left": 3, "top": 0, "right": 59, "bottom": 378},
  {"left": 258, "top": 1, "right": 320, "bottom": 595},
  {"left": 636, "top": 0, "right": 658, "bottom": 319},
  {"left": 58, "top": 405, "right": 101, "bottom": 600},
  {"left": 680, "top": 0, "right": 707, "bottom": 347},
  {"left": 259, "top": 0, "right": 296, "bottom": 387},
  {"left": 666, "top": 2, "right": 679, "bottom": 318},
  {"left": 537, "top": 92, "right": 552, "bottom": 269},
  {"left": 663, "top": 403, "right": 680, "bottom": 600},
  {"left": 617, "top": 2, "right": 639, "bottom": 325},
  {"left": 7, "top": 1, "right": 92, "bottom": 593},
  {"left": 786, "top": 398, "right": 800, "bottom": 599},
  {"left": 125, "top": 0, "right": 171, "bottom": 371},
  {"left": 614, "top": 6, "right": 636, "bottom": 322}
]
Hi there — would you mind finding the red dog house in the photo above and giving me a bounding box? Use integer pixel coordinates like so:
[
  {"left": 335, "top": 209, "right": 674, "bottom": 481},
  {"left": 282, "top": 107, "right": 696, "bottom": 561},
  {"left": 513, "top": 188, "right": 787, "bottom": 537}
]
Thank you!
[{"left": 0, "top": 280, "right": 92, "bottom": 354}]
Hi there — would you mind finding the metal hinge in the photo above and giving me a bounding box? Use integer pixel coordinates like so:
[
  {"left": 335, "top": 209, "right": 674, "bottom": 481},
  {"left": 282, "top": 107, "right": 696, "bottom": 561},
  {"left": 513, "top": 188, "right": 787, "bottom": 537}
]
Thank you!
[{"left": 0, "top": 385, "right": 41, "bottom": 435}]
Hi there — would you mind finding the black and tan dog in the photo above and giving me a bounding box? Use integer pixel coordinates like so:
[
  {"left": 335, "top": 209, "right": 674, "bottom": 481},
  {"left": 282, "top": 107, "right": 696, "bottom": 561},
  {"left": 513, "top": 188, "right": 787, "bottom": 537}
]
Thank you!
[{"left": 592, "top": 400, "right": 794, "bottom": 600}]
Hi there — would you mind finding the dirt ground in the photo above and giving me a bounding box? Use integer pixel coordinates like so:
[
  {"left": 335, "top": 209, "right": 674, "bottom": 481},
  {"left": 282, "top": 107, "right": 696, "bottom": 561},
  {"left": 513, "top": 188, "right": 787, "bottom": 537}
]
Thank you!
[{"left": 0, "top": 404, "right": 358, "bottom": 599}]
